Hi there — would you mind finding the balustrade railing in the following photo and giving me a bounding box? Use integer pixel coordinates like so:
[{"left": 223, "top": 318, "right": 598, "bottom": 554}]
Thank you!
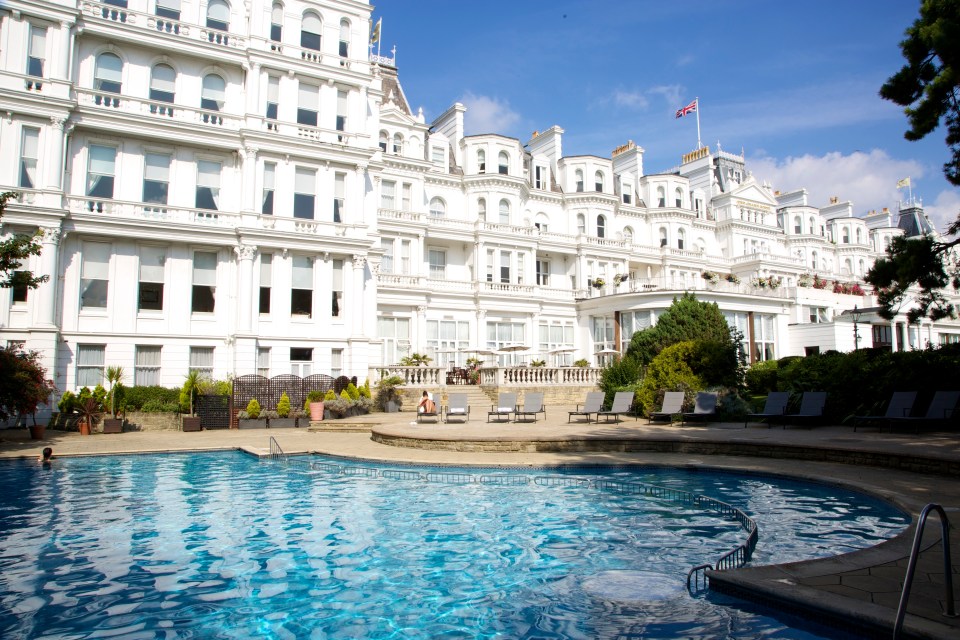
[{"left": 369, "top": 366, "right": 602, "bottom": 387}]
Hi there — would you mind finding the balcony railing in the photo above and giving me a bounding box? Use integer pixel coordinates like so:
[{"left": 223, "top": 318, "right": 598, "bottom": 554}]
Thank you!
[
  {"left": 68, "top": 196, "right": 241, "bottom": 227},
  {"left": 369, "top": 366, "right": 602, "bottom": 387},
  {"left": 76, "top": 88, "right": 244, "bottom": 130},
  {"left": 81, "top": 1, "right": 248, "bottom": 50}
]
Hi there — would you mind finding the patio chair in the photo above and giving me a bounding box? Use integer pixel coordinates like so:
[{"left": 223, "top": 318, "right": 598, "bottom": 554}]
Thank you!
[
  {"left": 852, "top": 391, "right": 917, "bottom": 432},
  {"left": 416, "top": 392, "right": 439, "bottom": 423},
  {"left": 487, "top": 392, "right": 517, "bottom": 423},
  {"left": 682, "top": 392, "right": 718, "bottom": 426},
  {"left": 744, "top": 391, "right": 790, "bottom": 428},
  {"left": 780, "top": 392, "right": 827, "bottom": 429},
  {"left": 596, "top": 391, "right": 636, "bottom": 424},
  {"left": 514, "top": 392, "right": 546, "bottom": 423},
  {"left": 568, "top": 391, "right": 604, "bottom": 423},
  {"left": 887, "top": 390, "right": 959, "bottom": 433},
  {"left": 443, "top": 393, "right": 470, "bottom": 423},
  {"left": 649, "top": 391, "right": 684, "bottom": 424}
]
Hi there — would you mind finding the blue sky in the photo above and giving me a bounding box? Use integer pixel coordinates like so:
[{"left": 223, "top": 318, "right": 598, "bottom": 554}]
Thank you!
[{"left": 370, "top": 0, "right": 958, "bottom": 232}]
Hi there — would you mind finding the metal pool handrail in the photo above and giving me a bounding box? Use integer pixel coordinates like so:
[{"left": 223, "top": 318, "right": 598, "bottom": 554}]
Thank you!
[
  {"left": 893, "top": 503, "right": 955, "bottom": 639},
  {"left": 268, "top": 436, "right": 287, "bottom": 462}
]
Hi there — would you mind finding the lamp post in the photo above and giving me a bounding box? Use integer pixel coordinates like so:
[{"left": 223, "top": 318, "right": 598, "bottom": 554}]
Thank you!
[{"left": 851, "top": 305, "right": 862, "bottom": 352}]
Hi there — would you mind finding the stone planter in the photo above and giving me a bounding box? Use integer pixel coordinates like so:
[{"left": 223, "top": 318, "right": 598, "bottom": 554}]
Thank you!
[
  {"left": 238, "top": 418, "right": 267, "bottom": 429},
  {"left": 268, "top": 418, "right": 297, "bottom": 428},
  {"left": 182, "top": 416, "right": 202, "bottom": 432}
]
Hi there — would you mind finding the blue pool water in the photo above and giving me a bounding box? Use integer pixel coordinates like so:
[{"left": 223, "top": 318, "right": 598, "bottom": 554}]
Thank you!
[{"left": 0, "top": 452, "right": 907, "bottom": 639}]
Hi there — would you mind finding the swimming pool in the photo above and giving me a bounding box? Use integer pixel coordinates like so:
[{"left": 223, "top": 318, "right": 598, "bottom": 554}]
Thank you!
[{"left": 0, "top": 452, "right": 907, "bottom": 639}]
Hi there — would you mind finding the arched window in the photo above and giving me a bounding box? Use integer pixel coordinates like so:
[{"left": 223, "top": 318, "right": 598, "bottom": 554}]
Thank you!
[
  {"left": 856, "top": 228, "right": 862, "bottom": 244},
  {"left": 392, "top": 133, "right": 403, "bottom": 154},
  {"left": 95, "top": 52, "right": 122, "bottom": 93},
  {"left": 498, "top": 151, "right": 509, "bottom": 175},
  {"left": 477, "top": 198, "right": 486, "bottom": 220},
  {"left": 270, "top": 2, "right": 283, "bottom": 42},
  {"left": 859, "top": 259, "right": 865, "bottom": 275},
  {"left": 623, "top": 226, "right": 634, "bottom": 244},
  {"left": 675, "top": 187, "right": 683, "bottom": 208},
  {"left": 884, "top": 236, "right": 891, "bottom": 250},
  {"left": 498, "top": 198, "right": 510, "bottom": 223},
  {"left": 477, "top": 149, "right": 485, "bottom": 173},
  {"left": 656, "top": 186, "right": 666, "bottom": 207},
  {"left": 811, "top": 250, "right": 818, "bottom": 270},
  {"left": 842, "top": 227, "right": 850, "bottom": 243},
  {"left": 378, "top": 130, "right": 388, "bottom": 152},
  {"left": 677, "top": 228, "right": 686, "bottom": 250},
  {"left": 206, "top": 0, "right": 230, "bottom": 31},
  {"left": 201, "top": 74, "right": 225, "bottom": 111},
  {"left": 793, "top": 216, "right": 801, "bottom": 234},
  {"left": 429, "top": 197, "right": 445, "bottom": 217},
  {"left": 577, "top": 213, "right": 586, "bottom": 234},
  {"left": 594, "top": 170, "right": 603, "bottom": 192},
  {"left": 534, "top": 212, "right": 549, "bottom": 233},
  {"left": 575, "top": 169, "right": 584, "bottom": 192},
  {"left": 844, "top": 258, "right": 853, "bottom": 274},
  {"left": 301, "top": 11, "right": 321, "bottom": 50},
  {"left": 338, "top": 18, "right": 350, "bottom": 57},
  {"left": 808, "top": 216, "right": 816, "bottom": 234},
  {"left": 659, "top": 227, "right": 668, "bottom": 247},
  {"left": 149, "top": 63, "right": 175, "bottom": 103},
  {"left": 597, "top": 214, "right": 606, "bottom": 238}
]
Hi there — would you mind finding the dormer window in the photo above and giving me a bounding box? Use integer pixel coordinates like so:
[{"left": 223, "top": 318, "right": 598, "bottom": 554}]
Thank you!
[
  {"left": 477, "top": 149, "right": 485, "bottom": 173},
  {"left": 657, "top": 186, "right": 666, "bottom": 208},
  {"left": 675, "top": 187, "right": 683, "bottom": 208},
  {"left": 498, "top": 151, "right": 508, "bottom": 175},
  {"left": 535, "top": 165, "right": 547, "bottom": 189},
  {"left": 575, "top": 169, "right": 584, "bottom": 192},
  {"left": 621, "top": 178, "right": 631, "bottom": 204},
  {"left": 594, "top": 170, "right": 603, "bottom": 192}
]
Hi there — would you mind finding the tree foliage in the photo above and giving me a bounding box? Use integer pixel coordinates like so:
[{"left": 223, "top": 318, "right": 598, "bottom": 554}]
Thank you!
[
  {"left": 626, "top": 293, "right": 731, "bottom": 364},
  {"left": 880, "top": 0, "right": 960, "bottom": 186},
  {"left": 0, "top": 191, "right": 48, "bottom": 291},
  {"left": 870, "top": 1, "right": 960, "bottom": 321},
  {"left": 0, "top": 346, "right": 56, "bottom": 421}
]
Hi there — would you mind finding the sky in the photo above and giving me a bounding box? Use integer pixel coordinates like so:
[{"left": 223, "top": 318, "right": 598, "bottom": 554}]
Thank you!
[{"left": 369, "top": 0, "right": 959, "bottom": 234}]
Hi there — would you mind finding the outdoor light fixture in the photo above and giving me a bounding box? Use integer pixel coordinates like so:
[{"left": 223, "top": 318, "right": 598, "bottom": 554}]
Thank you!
[{"left": 851, "top": 305, "right": 862, "bottom": 352}]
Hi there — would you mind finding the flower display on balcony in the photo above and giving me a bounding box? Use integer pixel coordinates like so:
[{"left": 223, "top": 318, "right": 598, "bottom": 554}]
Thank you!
[
  {"left": 798, "top": 273, "right": 812, "bottom": 287},
  {"left": 833, "top": 282, "right": 866, "bottom": 295},
  {"left": 725, "top": 274, "right": 740, "bottom": 284},
  {"left": 812, "top": 274, "right": 828, "bottom": 289},
  {"left": 592, "top": 278, "right": 606, "bottom": 288},
  {"left": 701, "top": 271, "right": 719, "bottom": 284},
  {"left": 613, "top": 273, "right": 628, "bottom": 285},
  {"left": 751, "top": 275, "right": 782, "bottom": 289}
]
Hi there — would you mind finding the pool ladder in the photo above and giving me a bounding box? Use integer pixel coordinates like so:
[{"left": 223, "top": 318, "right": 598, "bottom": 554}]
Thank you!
[
  {"left": 268, "top": 436, "right": 288, "bottom": 462},
  {"left": 893, "top": 503, "right": 955, "bottom": 639}
]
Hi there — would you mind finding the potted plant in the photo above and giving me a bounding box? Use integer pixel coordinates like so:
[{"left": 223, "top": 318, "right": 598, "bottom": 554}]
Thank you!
[
  {"left": 305, "top": 390, "right": 325, "bottom": 422},
  {"left": 530, "top": 359, "right": 546, "bottom": 367},
  {"left": 592, "top": 277, "right": 606, "bottom": 289},
  {"left": 102, "top": 365, "right": 125, "bottom": 434},
  {"left": 725, "top": 274, "right": 740, "bottom": 284},
  {"left": 374, "top": 375, "right": 404, "bottom": 412},
  {"left": 289, "top": 407, "right": 307, "bottom": 427},
  {"left": 573, "top": 358, "right": 590, "bottom": 367},
  {"left": 76, "top": 397, "right": 101, "bottom": 436},
  {"left": 238, "top": 398, "right": 265, "bottom": 428},
  {"left": 269, "top": 392, "right": 297, "bottom": 427},
  {"left": 0, "top": 346, "right": 56, "bottom": 440},
  {"left": 179, "top": 370, "right": 204, "bottom": 432}
]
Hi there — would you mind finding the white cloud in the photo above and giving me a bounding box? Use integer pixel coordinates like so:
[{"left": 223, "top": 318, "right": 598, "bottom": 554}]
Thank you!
[
  {"left": 613, "top": 90, "right": 649, "bottom": 109},
  {"left": 748, "top": 148, "right": 926, "bottom": 215},
  {"left": 925, "top": 189, "right": 960, "bottom": 237},
  {"left": 459, "top": 91, "right": 520, "bottom": 136}
]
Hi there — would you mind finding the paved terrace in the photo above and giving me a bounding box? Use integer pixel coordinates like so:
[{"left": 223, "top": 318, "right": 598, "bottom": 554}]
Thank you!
[{"left": 1, "top": 406, "right": 958, "bottom": 640}]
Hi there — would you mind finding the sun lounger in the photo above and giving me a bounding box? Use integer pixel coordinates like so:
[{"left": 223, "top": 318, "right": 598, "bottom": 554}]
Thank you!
[
  {"left": 514, "top": 392, "right": 545, "bottom": 422},
  {"left": 443, "top": 393, "right": 470, "bottom": 423},
  {"left": 596, "top": 391, "right": 636, "bottom": 423},
  {"left": 487, "top": 392, "right": 517, "bottom": 423},
  {"left": 682, "top": 392, "right": 718, "bottom": 425},
  {"left": 568, "top": 391, "right": 604, "bottom": 423},
  {"left": 744, "top": 391, "right": 790, "bottom": 428},
  {"left": 887, "top": 390, "right": 959, "bottom": 433},
  {"left": 416, "top": 392, "right": 439, "bottom": 423},
  {"left": 780, "top": 392, "right": 827, "bottom": 429},
  {"left": 852, "top": 391, "right": 916, "bottom": 431},
  {"left": 649, "top": 391, "right": 684, "bottom": 424}
]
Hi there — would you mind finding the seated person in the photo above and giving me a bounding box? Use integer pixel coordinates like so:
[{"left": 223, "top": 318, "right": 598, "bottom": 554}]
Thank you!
[{"left": 417, "top": 391, "right": 437, "bottom": 414}]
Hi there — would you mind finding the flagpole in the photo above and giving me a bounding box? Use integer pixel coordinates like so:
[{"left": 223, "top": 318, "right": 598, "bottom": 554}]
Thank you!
[
  {"left": 377, "top": 20, "right": 382, "bottom": 58},
  {"left": 695, "top": 97, "right": 701, "bottom": 149}
]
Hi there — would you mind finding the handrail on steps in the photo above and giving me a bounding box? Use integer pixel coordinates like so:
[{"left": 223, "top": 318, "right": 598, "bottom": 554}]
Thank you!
[
  {"left": 892, "top": 503, "right": 955, "bottom": 639},
  {"left": 268, "top": 436, "right": 287, "bottom": 462}
]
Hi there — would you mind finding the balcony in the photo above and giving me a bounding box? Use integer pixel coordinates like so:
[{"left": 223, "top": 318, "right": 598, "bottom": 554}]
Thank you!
[
  {"left": 75, "top": 88, "right": 244, "bottom": 131},
  {"left": 68, "top": 196, "right": 240, "bottom": 227}
]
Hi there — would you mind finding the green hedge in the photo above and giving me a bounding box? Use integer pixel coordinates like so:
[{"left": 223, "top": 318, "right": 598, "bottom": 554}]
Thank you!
[{"left": 123, "top": 386, "right": 182, "bottom": 412}]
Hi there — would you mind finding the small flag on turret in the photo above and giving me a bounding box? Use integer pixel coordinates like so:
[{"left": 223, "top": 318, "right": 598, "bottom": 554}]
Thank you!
[
  {"left": 370, "top": 18, "right": 381, "bottom": 44},
  {"left": 896, "top": 177, "right": 911, "bottom": 188}
]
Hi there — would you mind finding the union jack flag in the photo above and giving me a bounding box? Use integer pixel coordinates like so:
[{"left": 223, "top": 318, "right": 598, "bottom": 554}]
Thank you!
[{"left": 675, "top": 99, "right": 697, "bottom": 118}]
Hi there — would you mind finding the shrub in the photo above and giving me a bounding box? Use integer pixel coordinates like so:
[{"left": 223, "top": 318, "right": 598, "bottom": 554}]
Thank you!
[
  {"left": 374, "top": 375, "right": 405, "bottom": 411},
  {"left": 324, "top": 389, "right": 337, "bottom": 402},
  {"left": 599, "top": 355, "right": 645, "bottom": 406},
  {"left": 345, "top": 383, "right": 360, "bottom": 401},
  {"left": 141, "top": 400, "right": 180, "bottom": 413},
  {"left": 636, "top": 341, "right": 705, "bottom": 416},
  {"left": 745, "top": 360, "right": 779, "bottom": 395},
  {"left": 245, "top": 398, "right": 261, "bottom": 419},
  {"left": 359, "top": 379, "right": 372, "bottom": 399},
  {"left": 277, "top": 392, "right": 291, "bottom": 418},
  {"left": 123, "top": 386, "right": 181, "bottom": 411},
  {"left": 573, "top": 359, "right": 590, "bottom": 367},
  {"left": 58, "top": 390, "right": 77, "bottom": 414},
  {"left": 340, "top": 389, "right": 351, "bottom": 401}
]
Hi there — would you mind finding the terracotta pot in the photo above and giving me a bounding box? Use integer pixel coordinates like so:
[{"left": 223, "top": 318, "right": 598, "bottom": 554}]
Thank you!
[
  {"left": 29, "top": 425, "right": 46, "bottom": 440},
  {"left": 79, "top": 420, "right": 92, "bottom": 436},
  {"left": 309, "top": 402, "right": 324, "bottom": 421}
]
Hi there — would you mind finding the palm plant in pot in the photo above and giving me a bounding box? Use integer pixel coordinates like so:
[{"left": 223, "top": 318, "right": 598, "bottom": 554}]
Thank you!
[
  {"left": 179, "top": 370, "right": 204, "bottom": 432},
  {"left": 76, "top": 397, "right": 102, "bottom": 436},
  {"left": 102, "top": 365, "right": 125, "bottom": 433}
]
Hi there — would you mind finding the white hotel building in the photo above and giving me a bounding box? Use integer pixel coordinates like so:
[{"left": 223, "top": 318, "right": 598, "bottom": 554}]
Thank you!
[{"left": 1, "top": 0, "right": 958, "bottom": 398}]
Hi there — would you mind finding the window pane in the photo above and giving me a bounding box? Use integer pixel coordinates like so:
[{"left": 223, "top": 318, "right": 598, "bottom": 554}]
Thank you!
[{"left": 292, "top": 256, "right": 313, "bottom": 288}]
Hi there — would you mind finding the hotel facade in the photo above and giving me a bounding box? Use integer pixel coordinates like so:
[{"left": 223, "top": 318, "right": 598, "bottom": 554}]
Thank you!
[{"left": 1, "top": 0, "right": 958, "bottom": 401}]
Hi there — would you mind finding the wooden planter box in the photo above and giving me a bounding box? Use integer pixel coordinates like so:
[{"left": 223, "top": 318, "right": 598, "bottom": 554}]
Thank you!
[
  {"left": 102, "top": 418, "right": 124, "bottom": 434},
  {"left": 182, "top": 416, "right": 202, "bottom": 432}
]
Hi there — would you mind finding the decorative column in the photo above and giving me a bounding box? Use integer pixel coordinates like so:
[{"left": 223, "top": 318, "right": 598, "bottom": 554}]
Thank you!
[
  {"left": 351, "top": 254, "right": 366, "bottom": 337},
  {"left": 36, "top": 227, "right": 62, "bottom": 327},
  {"left": 45, "top": 118, "right": 66, "bottom": 190},
  {"left": 355, "top": 163, "right": 368, "bottom": 226},
  {"left": 416, "top": 304, "right": 428, "bottom": 354},
  {"left": 57, "top": 21, "right": 72, "bottom": 79},
  {"left": 245, "top": 63, "right": 261, "bottom": 115},
  {"left": 234, "top": 244, "right": 257, "bottom": 333},
  {"left": 240, "top": 146, "right": 258, "bottom": 214}
]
